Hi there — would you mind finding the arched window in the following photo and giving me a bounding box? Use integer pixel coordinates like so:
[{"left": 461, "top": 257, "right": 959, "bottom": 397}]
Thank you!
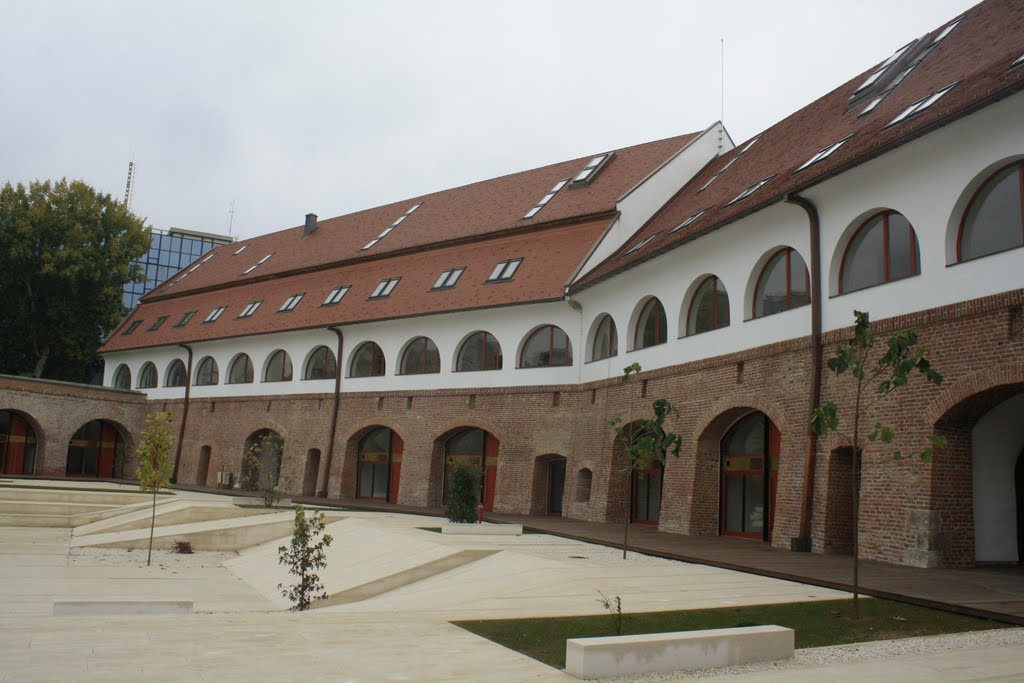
[
  {"left": 227, "top": 353, "right": 254, "bottom": 384},
  {"left": 754, "top": 248, "right": 810, "bottom": 318},
  {"left": 351, "top": 342, "right": 386, "bottom": 378},
  {"left": 456, "top": 331, "right": 503, "bottom": 372},
  {"left": 840, "top": 210, "right": 920, "bottom": 293},
  {"left": 194, "top": 357, "right": 219, "bottom": 386},
  {"left": 687, "top": 275, "right": 730, "bottom": 335},
  {"left": 165, "top": 359, "right": 187, "bottom": 387},
  {"left": 591, "top": 315, "right": 618, "bottom": 361},
  {"left": 138, "top": 362, "right": 157, "bottom": 389},
  {"left": 959, "top": 161, "right": 1024, "bottom": 261},
  {"left": 634, "top": 298, "right": 667, "bottom": 350},
  {"left": 113, "top": 364, "right": 131, "bottom": 390},
  {"left": 304, "top": 345, "right": 337, "bottom": 380},
  {"left": 400, "top": 337, "right": 440, "bottom": 375},
  {"left": 520, "top": 325, "right": 572, "bottom": 368},
  {"left": 263, "top": 350, "right": 293, "bottom": 382}
]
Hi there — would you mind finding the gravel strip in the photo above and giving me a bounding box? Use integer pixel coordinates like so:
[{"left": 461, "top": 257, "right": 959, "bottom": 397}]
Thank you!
[{"left": 598, "top": 627, "right": 1024, "bottom": 681}]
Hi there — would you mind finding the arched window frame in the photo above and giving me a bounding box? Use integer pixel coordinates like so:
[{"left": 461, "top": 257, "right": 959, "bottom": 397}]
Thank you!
[
  {"left": 591, "top": 314, "right": 618, "bottom": 362},
  {"left": 227, "top": 353, "right": 254, "bottom": 384},
  {"left": 752, "top": 247, "right": 810, "bottom": 318},
  {"left": 839, "top": 210, "right": 920, "bottom": 294},
  {"left": 455, "top": 331, "right": 503, "bottom": 372},
  {"left": 519, "top": 325, "right": 573, "bottom": 369},
  {"left": 350, "top": 342, "right": 386, "bottom": 378},
  {"left": 165, "top": 359, "right": 187, "bottom": 388},
  {"left": 113, "top": 364, "right": 132, "bottom": 390},
  {"left": 399, "top": 336, "right": 440, "bottom": 375},
  {"left": 194, "top": 356, "right": 219, "bottom": 386},
  {"left": 633, "top": 298, "right": 667, "bottom": 350},
  {"left": 304, "top": 345, "right": 338, "bottom": 380},
  {"left": 263, "top": 350, "right": 293, "bottom": 382},
  {"left": 957, "top": 160, "right": 1024, "bottom": 262},
  {"left": 686, "top": 275, "right": 730, "bottom": 335}
]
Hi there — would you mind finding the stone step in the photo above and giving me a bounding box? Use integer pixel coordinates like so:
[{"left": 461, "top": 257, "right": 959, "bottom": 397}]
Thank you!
[{"left": 74, "top": 500, "right": 272, "bottom": 536}]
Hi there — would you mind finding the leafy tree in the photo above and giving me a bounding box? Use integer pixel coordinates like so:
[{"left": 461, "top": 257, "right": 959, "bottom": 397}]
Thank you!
[
  {"left": 278, "top": 507, "right": 333, "bottom": 611},
  {"left": 445, "top": 465, "right": 480, "bottom": 523},
  {"left": 0, "top": 178, "right": 149, "bottom": 381},
  {"left": 810, "top": 310, "right": 945, "bottom": 618},
  {"left": 610, "top": 363, "right": 682, "bottom": 559},
  {"left": 137, "top": 411, "right": 176, "bottom": 567},
  {"left": 243, "top": 431, "right": 284, "bottom": 507}
]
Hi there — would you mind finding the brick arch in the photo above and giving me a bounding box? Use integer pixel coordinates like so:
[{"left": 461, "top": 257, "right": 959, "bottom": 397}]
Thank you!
[
  {"left": 428, "top": 418, "right": 506, "bottom": 445},
  {"left": 692, "top": 393, "right": 789, "bottom": 442},
  {"left": 65, "top": 418, "right": 134, "bottom": 479},
  {"left": 338, "top": 423, "right": 405, "bottom": 500},
  {"left": 427, "top": 422, "right": 503, "bottom": 510},
  {"left": 925, "top": 362, "right": 1024, "bottom": 426},
  {"left": 0, "top": 408, "right": 45, "bottom": 476}
]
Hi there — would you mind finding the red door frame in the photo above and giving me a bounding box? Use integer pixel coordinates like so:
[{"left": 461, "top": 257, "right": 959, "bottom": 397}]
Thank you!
[{"left": 720, "top": 415, "right": 780, "bottom": 542}]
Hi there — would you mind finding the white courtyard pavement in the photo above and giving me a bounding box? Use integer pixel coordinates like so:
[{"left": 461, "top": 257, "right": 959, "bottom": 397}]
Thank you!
[{"left": 0, "top": 487, "right": 1022, "bottom": 682}]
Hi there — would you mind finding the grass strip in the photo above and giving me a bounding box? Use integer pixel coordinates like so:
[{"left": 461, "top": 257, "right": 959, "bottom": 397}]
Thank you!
[{"left": 454, "top": 598, "right": 1010, "bottom": 669}]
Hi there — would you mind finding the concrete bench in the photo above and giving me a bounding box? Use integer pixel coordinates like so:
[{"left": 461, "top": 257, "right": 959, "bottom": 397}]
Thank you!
[
  {"left": 52, "top": 600, "right": 193, "bottom": 616},
  {"left": 564, "top": 625, "right": 794, "bottom": 679},
  {"left": 442, "top": 523, "right": 522, "bottom": 535}
]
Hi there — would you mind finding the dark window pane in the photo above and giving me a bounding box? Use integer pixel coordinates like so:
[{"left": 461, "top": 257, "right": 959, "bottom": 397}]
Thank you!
[
  {"left": 459, "top": 333, "right": 484, "bottom": 372},
  {"left": 788, "top": 251, "right": 810, "bottom": 308},
  {"left": 744, "top": 475, "right": 765, "bottom": 534},
  {"left": 637, "top": 299, "right": 666, "bottom": 349},
  {"left": 725, "top": 413, "right": 765, "bottom": 455},
  {"left": 842, "top": 217, "right": 885, "bottom": 292},
  {"left": 229, "top": 355, "right": 253, "bottom": 383},
  {"left": 593, "top": 316, "right": 617, "bottom": 361},
  {"left": 522, "top": 326, "right": 570, "bottom": 368},
  {"left": 352, "top": 343, "right": 384, "bottom": 377},
  {"left": 887, "top": 213, "right": 916, "bottom": 280},
  {"left": 962, "top": 165, "right": 1023, "bottom": 260},
  {"left": 447, "top": 428, "right": 485, "bottom": 455},
  {"left": 715, "top": 281, "right": 730, "bottom": 329},
  {"left": 756, "top": 251, "right": 789, "bottom": 317},
  {"left": 361, "top": 427, "right": 391, "bottom": 454},
  {"left": 688, "top": 278, "right": 715, "bottom": 334},
  {"left": 725, "top": 475, "right": 744, "bottom": 532}
]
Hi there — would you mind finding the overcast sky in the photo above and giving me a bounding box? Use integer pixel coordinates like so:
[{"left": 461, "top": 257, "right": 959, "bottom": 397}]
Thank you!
[{"left": 1, "top": 0, "right": 979, "bottom": 241}]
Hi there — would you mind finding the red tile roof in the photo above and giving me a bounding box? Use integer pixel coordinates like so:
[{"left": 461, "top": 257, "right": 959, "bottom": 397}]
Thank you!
[{"left": 574, "top": 0, "right": 1024, "bottom": 290}]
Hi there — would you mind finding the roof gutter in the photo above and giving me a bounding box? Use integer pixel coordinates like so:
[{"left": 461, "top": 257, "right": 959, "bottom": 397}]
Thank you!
[
  {"left": 785, "top": 194, "right": 822, "bottom": 553},
  {"left": 319, "top": 327, "right": 344, "bottom": 497},
  {"left": 170, "top": 343, "right": 194, "bottom": 483}
]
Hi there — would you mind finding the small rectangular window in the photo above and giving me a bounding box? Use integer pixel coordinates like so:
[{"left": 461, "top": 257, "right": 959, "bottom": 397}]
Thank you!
[
  {"left": 432, "top": 267, "right": 465, "bottom": 290},
  {"left": 148, "top": 316, "right": 168, "bottom": 331},
  {"left": 726, "top": 175, "right": 775, "bottom": 207},
  {"left": 623, "top": 233, "right": 659, "bottom": 256},
  {"left": 204, "top": 306, "right": 227, "bottom": 323},
  {"left": 887, "top": 82, "right": 958, "bottom": 127},
  {"left": 931, "top": 15, "right": 963, "bottom": 45},
  {"left": 796, "top": 134, "right": 854, "bottom": 172},
  {"left": 279, "top": 293, "right": 304, "bottom": 312},
  {"left": 671, "top": 207, "right": 713, "bottom": 233},
  {"left": 238, "top": 301, "right": 262, "bottom": 318},
  {"left": 242, "top": 253, "right": 272, "bottom": 274},
  {"left": 361, "top": 203, "right": 422, "bottom": 250},
  {"left": 522, "top": 180, "right": 568, "bottom": 219},
  {"left": 1012, "top": 53, "right": 1024, "bottom": 69},
  {"left": 487, "top": 258, "right": 523, "bottom": 282},
  {"left": 234, "top": 245, "right": 248, "bottom": 255},
  {"left": 175, "top": 311, "right": 196, "bottom": 327},
  {"left": 122, "top": 320, "right": 143, "bottom": 335},
  {"left": 569, "top": 154, "right": 613, "bottom": 187},
  {"left": 322, "top": 286, "right": 350, "bottom": 306},
  {"left": 369, "top": 278, "right": 400, "bottom": 299}
]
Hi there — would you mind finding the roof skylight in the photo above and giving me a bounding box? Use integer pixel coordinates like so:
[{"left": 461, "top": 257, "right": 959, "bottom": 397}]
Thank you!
[
  {"left": 369, "top": 278, "right": 400, "bottom": 299},
  {"left": 175, "top": 311, "right": 196, "bottom": 327},
  {"left": 432, "top": 267, "right": 465, "bottom": 290},
  {"left": 242, "top": 253, "right": 272, "bottom": 275},
  {"left": 204, "top": 306, "right": 227, "bottom": 323},
  {"left": 671, "top": 207, "right": 713, "bottom": 233},
  {"left": 930, "top": 15, "right": 964, "bottom": 46},
  {"left": 796, "top": 134, "right": 854, "bottom": 172},
  {"left": 853, "top": 41, "right": 914, "bottom": 98},
  {"left": 362, "top": 203, "right": 422, "bottom": 250},
  {"left": 887, "top": 82, "right": 958, "bottom": 127},
  {"left": 148, "top": 316, "right": 168, "bottom": 332},
  {"left": 1013, "top": 53, "right": 1024, "bottom": 69},
  {"left": 279, "top": 293, "right": 304, "bottom": 312},
  {"left": 624, "top": 233, "right": 660, "bottom": 256},
  {"left": 238, "top": 301, "right": 262, "bottom": 318},
  {"left": 726, "top": 175, "right": 775, "bottom": 207},
  {"left": 122, "top": 320, "right": 142, "bottom": 336},
  {"left": 234, "top": 245, "right": 248, "bottom": 255},
  {"left": 523, "top": 180, "right": 568, "bottom": 219},
  {"left": 698, "top": 137, "right": 759, "bottom": 193},
  {"left": 322, "top": 286, "right": 350, "bottom": 306},
  {"left": 487, "top": 258, "right": 522, "bottom": 282},
  {"left": 569, "top": 153, "right": 613, "bottom": 187}
]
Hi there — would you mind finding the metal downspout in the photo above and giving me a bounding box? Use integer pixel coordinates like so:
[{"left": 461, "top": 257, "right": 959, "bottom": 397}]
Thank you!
[
  {"left": 785, "top": 193, "right": 822, "bottom": 552},
  {"left": 319, "top": 327, "right": 344, "bottom": 497},
  {"left": 171, "top": 343, "right": 194, "bottom": 483}
]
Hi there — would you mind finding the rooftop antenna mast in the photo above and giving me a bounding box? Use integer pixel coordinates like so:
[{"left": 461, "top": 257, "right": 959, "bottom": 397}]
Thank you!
[
  {"left": 124, "top": 157, "right": 136, "bottom": 210},
  {"left": 720, "top": 37, "right": 725, "bottom": 124},
  {"left": 227, "top": 200, "right": 236, "bottom": 236}
]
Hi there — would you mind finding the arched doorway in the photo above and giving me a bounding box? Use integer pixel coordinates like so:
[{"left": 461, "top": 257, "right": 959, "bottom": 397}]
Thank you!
[
  {"left": 356, "top": 428, "right": 403, "bottom": 503},
  {"left": 531, "top": 454, "right": 566, "bottom": 515},
  {"left": 443, "top": 428, "right": 499, "bottom": 512},
  {"left": 633, "top": 463, "right": 663, "bottom": 526},
  {"left": 0, "top": 410, "right": 38, "bottom": 475},
  {"left": 67, "top": 420, "right": 126, "bottom": 478},
  {"left": 720, "top": 411, "right": 780, "bottom": 542},
  {"left": 242, "top": 429, "right": 283, "bottom": 491},
  {"left": 610, "top": 422, "right": 664, "bottom": 526}
]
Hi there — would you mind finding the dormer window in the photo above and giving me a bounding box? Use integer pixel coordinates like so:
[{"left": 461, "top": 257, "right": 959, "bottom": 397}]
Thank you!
[
  {"left": 487, "top": 258, "right": 522, "bottom": 282},
  {"left": 887, "top": 82, "right": 958, "bottom": 127},
  {"left": 727, "top": 176, "right": 775, "bottom": 207},
  {"left": 671, "top": 207, "right": 713, "bottom": 233},
  {"left": 122, "top": 320, "right": 142, "bottom": 336},
  {"left": 322, "top": 286, "right": 350, "bottom": 306},
  {"left": 279, "top": 293, "right": 304, "bottom": 312},
  {"left": 523, "top": 180, "right": 568, "bottom": 219},
  {"left": 204, "top": 306, "right": 227, "bottom": 323},
  {"left": 432, "top": 267, "right": 465, "bottom": 290},
  {"left": 569, "top": 153, "right": 613, "bottom": 188},
  {"left": 148, "top": 316, "right": 168, "bottom": 331},
  {"left": 362, "top": 203, "right": 422, "bottom": 250},
  {"left": 242, "top": 253, "right": 272, "bottom": 275},
  {"left": 623, "top": 233, "right": 659, "bottom": 257},
  {"left": 796, "top": 134, "right": 854, "bottom": 172},
  {"left": 369, "top": 278, "right": 400, "bottom": 299},
  {"left": 238, "top": 301, "right": 262, "bottom": 318}
]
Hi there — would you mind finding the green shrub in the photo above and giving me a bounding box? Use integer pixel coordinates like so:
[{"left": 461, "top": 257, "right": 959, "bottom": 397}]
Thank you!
[{"left": 445, "top": 466, "right": 480, "bottom": 523}]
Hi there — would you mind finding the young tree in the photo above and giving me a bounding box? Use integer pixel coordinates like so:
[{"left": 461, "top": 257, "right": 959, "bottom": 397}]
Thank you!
[
  {"left": 244, "top": 432, "right": 284, "bottom": 507},
  {"left": 137, "top": 411, "right": 176, "bottom": 567},
  {"left": 0, "top": 178, "right": 149, "bottom": 380},
  {"left": 278, "top": 507, "right": 334, "bottom": 611},
  {"left": 811, "top": 310, "right": 945, "bottom": 618},
  {"left": 444, "top": 466, "right": 480, "bottom": 523},
  {"left": 610, "top": 363, "right": 683, "bottom": 559}
]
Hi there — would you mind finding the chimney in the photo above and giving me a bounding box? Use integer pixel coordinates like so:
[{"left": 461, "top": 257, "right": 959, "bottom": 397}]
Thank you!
[{"left": 304, "top": 213, "right": 318, "bottom": 236}]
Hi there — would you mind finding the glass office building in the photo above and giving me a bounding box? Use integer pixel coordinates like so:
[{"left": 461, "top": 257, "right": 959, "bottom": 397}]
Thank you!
[{"left": 123, "top": 228, "right": 234, "bottom": 309}]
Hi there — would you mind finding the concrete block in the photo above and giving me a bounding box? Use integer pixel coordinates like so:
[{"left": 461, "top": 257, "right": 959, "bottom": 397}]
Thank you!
[
  {"left": 53, "top": 600, "right": 193, "bottom": 616},
  {"left": 442, "top": 523, "right": 522, "bottom": 535},
  {"left": 564, "top": 625, "right": 794, "bottom": 679}
]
